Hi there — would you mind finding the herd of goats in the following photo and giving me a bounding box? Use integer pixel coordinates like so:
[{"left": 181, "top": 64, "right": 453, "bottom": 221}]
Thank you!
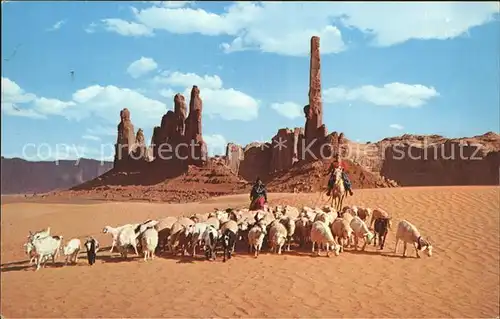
[{"left": 23, "top": 204, "right": 434, "bottom": 271}]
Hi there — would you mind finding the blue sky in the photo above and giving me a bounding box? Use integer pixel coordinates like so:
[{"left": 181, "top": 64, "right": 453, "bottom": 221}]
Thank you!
[{"left": 1, "top": 1, "right": 499, "bottom": 161}]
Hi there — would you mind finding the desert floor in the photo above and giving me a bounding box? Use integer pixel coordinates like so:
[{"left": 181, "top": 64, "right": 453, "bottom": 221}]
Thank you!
[{"left": 1, "top": 186, "right": 499, "bottom": 318}]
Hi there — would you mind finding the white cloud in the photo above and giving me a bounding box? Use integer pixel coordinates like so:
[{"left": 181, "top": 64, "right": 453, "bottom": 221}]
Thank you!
[
  {"left": 86, "top": 125, "right": 116, "bottom": 137},
  {"left": 85, "top": 22, "right": 98, "bottom": 34},
  {"left": 155, "top": 71, "right": 259, "bottom": 121},
  {"left": 270, "top": 102, "right": 303, "bottom": 119},
  {"left": 47, "top": 20, "right": 66, "bottom": 32},
  {"left": 148, "top": 1, "right": 193, "bottom": 8},
  {"left": 159, "top": 88, "right": 176, "bottom": 99},
  {"left": 34, "top": 97, "right": 76, "bottom": 115},
  {"left": 204, "top": 134, "right": 227, "bottom": 156},
  {"left": 1, "top": 77, "right": 167, "bottom": 130},
  {"left": 92, "top": 2, "right": 498, "bottom": 56},
  {"left": 68, "top": 85, "right": 167, "bottom": 128},
  {"left": 100, "top": 18, "right": 154, "bottom": 37},
  {"left": 127, "top": 57, "right": 158, "bottom": 78},
  {"left": 389, "top": 124, "right": 404, "bottom": 130},
  {"left": 1, "top": 77, "right": 46, "bottom": 119},
  {"left": 82, "top": 135, "right": 101, "bottom": 141},
  {"left": 154, "top": 71, "right": 222, "bottom": 90},
  {"left": 323, "top": 83, "right": 439, "bottom": 107}
]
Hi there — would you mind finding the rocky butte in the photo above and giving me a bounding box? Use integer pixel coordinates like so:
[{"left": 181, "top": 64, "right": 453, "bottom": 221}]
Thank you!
[
  {"left": 225, "top": 36, "right": 344, "bottom": 182},
  {"left": 114, "top": 85, "right": 207, "bottom": 173}
]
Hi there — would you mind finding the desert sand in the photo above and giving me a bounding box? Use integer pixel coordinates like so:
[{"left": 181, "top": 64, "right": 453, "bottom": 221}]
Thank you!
[{"left": 1, "top": 186, "right": 499, "bottom": 318}]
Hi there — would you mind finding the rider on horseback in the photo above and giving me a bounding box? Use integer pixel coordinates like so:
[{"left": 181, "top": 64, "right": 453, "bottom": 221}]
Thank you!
[
  {"left": 325, "top": 154, "right": 354, "bottom": 197},
  {"left": 249, "top": 177, "right": 268, "bottom": 211}
]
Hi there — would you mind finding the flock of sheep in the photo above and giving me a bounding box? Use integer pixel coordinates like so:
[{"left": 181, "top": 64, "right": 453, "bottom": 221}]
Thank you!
[{"left": 23, "top": 204, "right": 433, "bottom": 271}]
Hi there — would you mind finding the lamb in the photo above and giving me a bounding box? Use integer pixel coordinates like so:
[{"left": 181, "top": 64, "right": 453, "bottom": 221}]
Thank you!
[
  {"left": 310, "top": 220, "right": 341, "bottom": 257},
  {"left": 350, "top": 216, "right": 375, "bottom": 251},
  {"left": 31, "top": 235, "right": 63, "bottom": 271},
  {"left": 84, "top": 237, "right": 99, "bottom": 265},
  {"left": 62, "top": 238, "right": 81, "bottom": 265},
  {"left": 202, "top": 225, "right": 219, "bottom": 261},
  {"left": 247, "top": 222, "right": 267, "bottom": 257},
  {"left": 268, "top": 220, "right": 288, "bottom": 255},
  {"left": 330, "top": 217, "right": 353, "bottom": 252},
  {"left": 139, "top": 224, "right": 159, "bottom": 261},
  {"left": 184, "top": 222, "right": 208, "bottom": 257},
  {"left": 373, "top": 217, "right": 391, "bottom": 250},
  {"left": 394, "top": 220, "right": 433, "bottom": 258},
  {"left": 102, "top": 223, "right": 139, "bottom": 253},
  {"left": 279, "top": 216, "right": 296, "bottom": 251}
]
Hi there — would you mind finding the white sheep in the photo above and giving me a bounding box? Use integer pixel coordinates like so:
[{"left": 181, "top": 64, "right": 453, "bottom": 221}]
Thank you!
[
  {"left": 31, "top": 235, "right": 63, "bottom": 271},
  {"left": 279, "top": 216, "right": 296, "bottom": 251},
  {"left": 394, "top": 220, "right": 433, "bottom": 258},
  {"left": 330, "top": 218, "right": 353, "bottom": 252},
  {"left": 23, "top": 241, "right": 38, "bottom": 265},
  {"left": 116, "top": 225, "right": 142, "bottom": 258},
  {"left": 310, "top": 221, "right": 341, "bottom": 257},
  {"left": 294, "top": 216, "right": 312, "bottom": 248},
  {"left": 268, "top": 220, "right": 287, "bottom": 254},
  {"left": 185, "top": 222, "right": 209, "bottom": 257},
  {"left": 140, "top": 225, "right": 159, "bottom": 261},
  {"left": 202, "top": 225, "right": 219, "bottom": 260},
  {"left": 102, "top": 223, "right": 139, "bottom": 253},
  {"left": 350, "top": 216, "right": 375, "bottom": 251},
  {"left": 168, "top": 218, "right": 194, "bottom": 256},
  {"left": 28, "top": 227, "right": 51, "bottom": 241},
  {"left": 62, "top": 238, "right": 81, "bottom": 265},
  {"left": 314, "top": 211, "right": 336, "bottom": 226},
  {"left": 248, "top": 222, "right": 267, "bottom": 257}
]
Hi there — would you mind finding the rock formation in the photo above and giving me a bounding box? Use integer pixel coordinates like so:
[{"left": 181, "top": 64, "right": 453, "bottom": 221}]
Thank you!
[
  {"left": 114, "top": 86, "right": 208, "bottom": 171},
  {"left": 114, "top": 108, "right": 136, "bottom": 169},
  {"left": 305, "top": 36, "right": 326, "bottom": 142},
  {"left": 225, "top": 36, "right": 343, "bottom": 181},
  {"left": 132, "top": 128, "right": 147, "bottom": 162}
]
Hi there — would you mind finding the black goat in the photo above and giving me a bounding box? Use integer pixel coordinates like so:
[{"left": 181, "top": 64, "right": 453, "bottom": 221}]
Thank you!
[
  {"left": 84, "top": 237, "right": 98, "bottom": 265},
  {"left": 220, "top": 229, "right": 237, "bottom": 262},
  {"left": 373, "top": 218, "right": 391, "bottom": 250}
]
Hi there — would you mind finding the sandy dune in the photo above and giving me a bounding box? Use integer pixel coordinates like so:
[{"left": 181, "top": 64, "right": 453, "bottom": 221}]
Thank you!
[{"left": 1, "top": 186, "right": 499, "bottom": 318}]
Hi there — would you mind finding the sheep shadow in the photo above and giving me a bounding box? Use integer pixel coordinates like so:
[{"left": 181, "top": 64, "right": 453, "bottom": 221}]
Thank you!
[
  {"left": 99, "top": 254, "right": 141, "bottom": 264},
  {"left": 1, "top": 261, "right": 65, "bottom": 273},
  {"left": 380, "top": 253, "right": 419, "bottom": 259},
  {"left": 1, "top": 259, "right": 29, "bottom": 267}
]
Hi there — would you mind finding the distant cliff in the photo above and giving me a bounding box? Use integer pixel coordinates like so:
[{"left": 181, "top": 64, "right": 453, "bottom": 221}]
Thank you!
[{"left": 1, "top": 157, "right": 113, "bottom": 194}]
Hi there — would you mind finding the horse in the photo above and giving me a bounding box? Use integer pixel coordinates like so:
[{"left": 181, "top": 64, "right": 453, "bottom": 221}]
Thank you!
[{"left": 330, "top": 167, "right": 346, "bottom": 212}]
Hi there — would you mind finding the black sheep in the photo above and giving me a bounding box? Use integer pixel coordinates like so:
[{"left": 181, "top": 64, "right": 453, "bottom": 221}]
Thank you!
[
  {"left": 220, "top": 229, "right": 237, "bottom": 262},
  {"left": 84, "top": 237, "right": 98, "bottom": 265}
]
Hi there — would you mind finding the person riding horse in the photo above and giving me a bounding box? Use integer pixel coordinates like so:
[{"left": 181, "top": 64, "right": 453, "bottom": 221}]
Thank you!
[
  {"left": 325, "top": 154, "right": 353, "bottom": 197},
  {"left": 249, "top": 177, "right": 268, "bottom": 211}
]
